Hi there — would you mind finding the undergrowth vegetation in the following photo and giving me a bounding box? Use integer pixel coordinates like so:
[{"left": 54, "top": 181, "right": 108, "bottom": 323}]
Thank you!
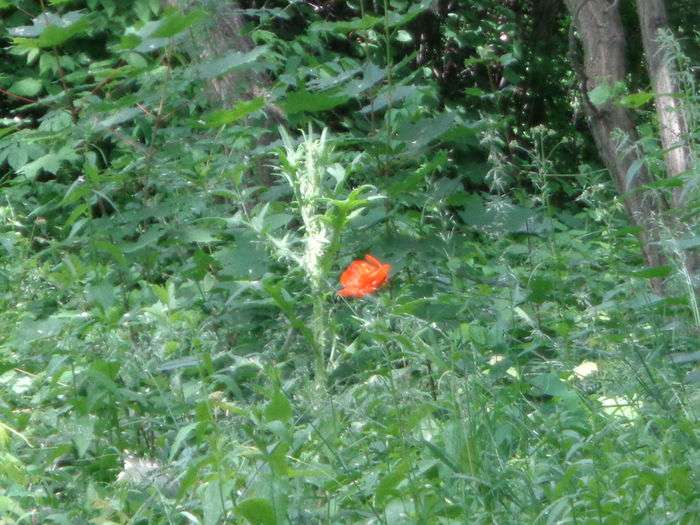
[{"left": 0, "top": 1, "right": 698, "bottom": 523}]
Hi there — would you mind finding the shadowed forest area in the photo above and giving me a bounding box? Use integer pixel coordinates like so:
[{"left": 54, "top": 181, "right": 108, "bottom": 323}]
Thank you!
[{"left": 0, "top": 0, "right": 699, "bottom": 523}]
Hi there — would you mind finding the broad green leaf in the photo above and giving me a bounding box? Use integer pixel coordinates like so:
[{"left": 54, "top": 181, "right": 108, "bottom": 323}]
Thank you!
[
  {"left": 360, "top": 85, "right": 420, "bottom": 114},
  {"left": 10, "top": 12, "right": 92, "bottom": 48},
  {"left": 122, "top": 227, "right": 165, "bottom": 253},
  {"left": 309, "top": 15, "right": 381, "bottom": 34},
  {"left": 281, "top": 89, "right": 349, "bottom": 114},
  {"left": 168, "top": 422, "right": 198, "bottom": 461},
  {"left": 631, "top": 265, "right": 673, "bottom": 279},
  {"left": 375, "top": 460, "right": 411, "bottom": 507},
  {"left": 14, "top": 317, "right": 68, "bottom": 343},
  {"left": 624, "top": 158, "right": 645, "bottom": 190},
  {"left": 395, "top": 112, "right": 457, "bottom": 151},
  {"left": 213, "top": 235, "right": 269, "bottom": 279},
  {"left": 9, "top": 78, "right": 42, "bottom": 97},
  {"left": 619, "top": 91, "right": 654, "bottom": 108},
  {"left": 202, "top": 480, "right": 225, "bottom": 525},
  {"left": 587, "top": 81, "right": 624, "bottom": 107},
  {"left": 71, "top": 416, "right": 95, "bottom": 458},
  {"left": 152, "top": 9, "right": 206, "bottom": 38},
  {"left": 236, "top": 498, "right": 277, "bottom": 525},
  {"left": 18, "top": 147, "right": 78, "bottom": 179},
  {"left": 96, "top": 107, "right": 141, "bottom": 129},
  {"left": 192, "top": 46, "right": 269, "bottom": 80},
  {"left": 203, "top": 97, "right": 265, "bottom": 127},
  {"left": 264, "top": 388, "right": 292, "bottom": 422},
  {"left": 86, "top": 282, "right": 115, "bottom": 311},
  {"left": 529, "top": 373, "right": 570, "bottom": 397}
]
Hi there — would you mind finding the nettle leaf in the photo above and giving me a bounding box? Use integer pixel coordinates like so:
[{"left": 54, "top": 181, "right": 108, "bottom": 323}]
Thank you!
[
  {"left": 202, "top": 97, "right": 265, "bottom": 127},
  {"left": 281, "top": 89, "right": 349, "bottom": 114},
  {"left": 529, "top": 372, "right": 571, "bottom": 398},
  {"left": 95, "top": 107, "right": 142, "bottom": 129},
  {"left": 264, "top": 388, "right": 292, "bottom": 422},
  {"left": 375, "top": 460, "right": 411, "bottom": 508},
  {"left": 18, "top": 146, "right": 78, "bottom": 179},
  {"left": 9, "top": 78, "right": 42, "bottom": 97},
  {"left": 360, "top": 85, "right": 422, "bottom": 114},
  {"left": 10, "top": 11, "right": 92, "bottom": 48},
  {"left": 587, "top": 81, "right": 625, "bottom": 107},
  {"left": 619, "top": 91, "right": 654, "bottom": 108},
  {"left": 151, "top": 8, "right": 206, "bottom": 38},
  {"left": 191, "top": 46, "right": 269, "bottom": 80},
  {"left": 395, "top": 112, "right": 457, "bottom": 151},
  {"left": 309, "top": 15, "right": 382, "bottom": 34},
  {"left": 631, "top": 265, "right": 673, "bottom": 279},
  {"left": 386, "top": 0, "right": 432, "bottom": 27},
  {"left": 236, "top": 498, "right": 277, "bottom": 525}
]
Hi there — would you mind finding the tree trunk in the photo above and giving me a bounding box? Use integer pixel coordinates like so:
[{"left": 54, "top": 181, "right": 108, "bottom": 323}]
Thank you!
[
  {"left": 163, "top": 0, "right": 267, "bottom": 105},
  {"left": 565, "top": 0, "right": 667, "bottom": 281},
  {"left": 636, "top": 0, "right": 693, "bottom": 208},
  {"left": 636, "top": 0, "right": 698, "bottom": 281}
]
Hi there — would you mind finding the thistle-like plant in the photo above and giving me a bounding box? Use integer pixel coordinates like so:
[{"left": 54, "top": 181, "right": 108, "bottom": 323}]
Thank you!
[{"left": 253, "top": 127, "right": 382, "bottom": 385}]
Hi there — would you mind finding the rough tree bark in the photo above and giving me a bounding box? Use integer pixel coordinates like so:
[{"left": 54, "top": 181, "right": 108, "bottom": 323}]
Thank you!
[
  {"left": 636, "top": 0, "right": 693, "bottom": 209},
  {"left": 565, "top": 0, "right": 667, "bottom": 278},
  {"left": 163, "top": 0, "right": 271, "bottom": 105},
  {"left": 636, "top": 0, "right": 698, "bottom": 280}
]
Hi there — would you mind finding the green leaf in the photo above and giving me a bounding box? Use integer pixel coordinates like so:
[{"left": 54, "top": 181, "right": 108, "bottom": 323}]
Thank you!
[
  {"left": 168, "top": 422, "right": 198, "bottom": 461},
  {"left": 203, "top": 97, "right": 265, "bottom": 127},
  {"left": 309, "top": 15, "right": 382, "bottom": 34},
  {"left": 529, "top": 373, "right": 570, "bottom": 397},
  {"left": 619, "top": 91, "right": 654, "bottom": 108},
  {"left": 281, "top": 89, "right": 349, "bottom": 114},
  {"left": 86, "top": 282, "right": 115, "bottom": 311},
  {"left": 395, "top": 112, "right": 457, "bottom": 151},
  {"left": 71, "top": 416, "right": 95, "bottom": 458},
  {"left": 14, "top": 317, "right": 68, "bottom": 343},
  {"left": 9, "top": 78, "right": 42, "bottom": 97},
  {"left": 375, "top": 460, "right": 411, "bottom": 507},
  {"left": 152, "top": 9, "right": 206, "bottom": 38},
  {"left": 587, "top": 81, "right": 625, "bottom": 107},
  {"left": 264, "top": 388, "right": 292, "bottom": 422},
  {"left": 631, "top": 265, "right": 673, "bottom": 279},
  {"left": 624, "top": 158, "right": 645, "bottom": 190},
  {"left": 20, "top": 153, "right": 61, "bottom": 178},
  {"left": 359, "top": 85, "right": 420, "bottom": 114},
  {"left": 192, "top": 46, "right": 269, "bottom": 80},
  {"left": 213, "top": 234, "right": 269, "bottom": 279},
  {"left": 236, "top": 498, "right": 277, "bottom": 525},
  {"left": 202, "top": 480, "right": 225, "bottom": 525}
]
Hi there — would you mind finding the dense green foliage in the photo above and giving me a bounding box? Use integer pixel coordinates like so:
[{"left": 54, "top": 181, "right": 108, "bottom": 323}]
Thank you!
[{"left": 1, "top": 1, "right": 698, "bottom": 523}]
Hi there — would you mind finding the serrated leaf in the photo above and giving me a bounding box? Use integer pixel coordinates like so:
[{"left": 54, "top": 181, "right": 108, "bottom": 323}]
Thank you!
[
  {"left": 264, "top": 388, "right": 292, "bottom": 422},
  {"left": 360, "top": 85, "right": 420, "bottom": 114},
  {"left": 624, "top": 158, "right": 645, "bottom": 191},
  {"left": 9, "top": 78, "right": 42, "bottom": 97},
  {"left": 375, "top": 460, "right": 411, "bottom": 507},
  {"left": 192, "top": 46, "right": 269, "bottom": 80},
  {"left": 309, "top": 15, "right": 381, "bottom": 34},
  {"left": 236, "top": 498, "right": 277, "bottom": 525},
  {"left": 203, "top": 97, "right": 265, "bottom": 127},
  {"left": 529, "top": 373, "right": 570, "bottom": 397},
  {"left": 202, "top": 480, "right": 225, "bottom": 525},
  {"left": 71, "top": 416, "right": 95, "bottom": 458},
  {"left": 631, "top": 265, "right": 673, "bottom": 279},
  {"left": 281, "top": 89, "right": 349, "bottom": 114},
  {"left": 152, "top": 9, "right": 206, "bottom": 38},
  {"left": 619, "top": 91, "right": 654, "bottom": 108},
  {"left": 588, "top": 83, "right": 614, "bottom": 106}
]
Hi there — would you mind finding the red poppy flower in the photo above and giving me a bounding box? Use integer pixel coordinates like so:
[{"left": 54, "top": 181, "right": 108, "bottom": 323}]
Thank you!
[{"left": 337, "top": 254, "right": 391, "bottom": 298}]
